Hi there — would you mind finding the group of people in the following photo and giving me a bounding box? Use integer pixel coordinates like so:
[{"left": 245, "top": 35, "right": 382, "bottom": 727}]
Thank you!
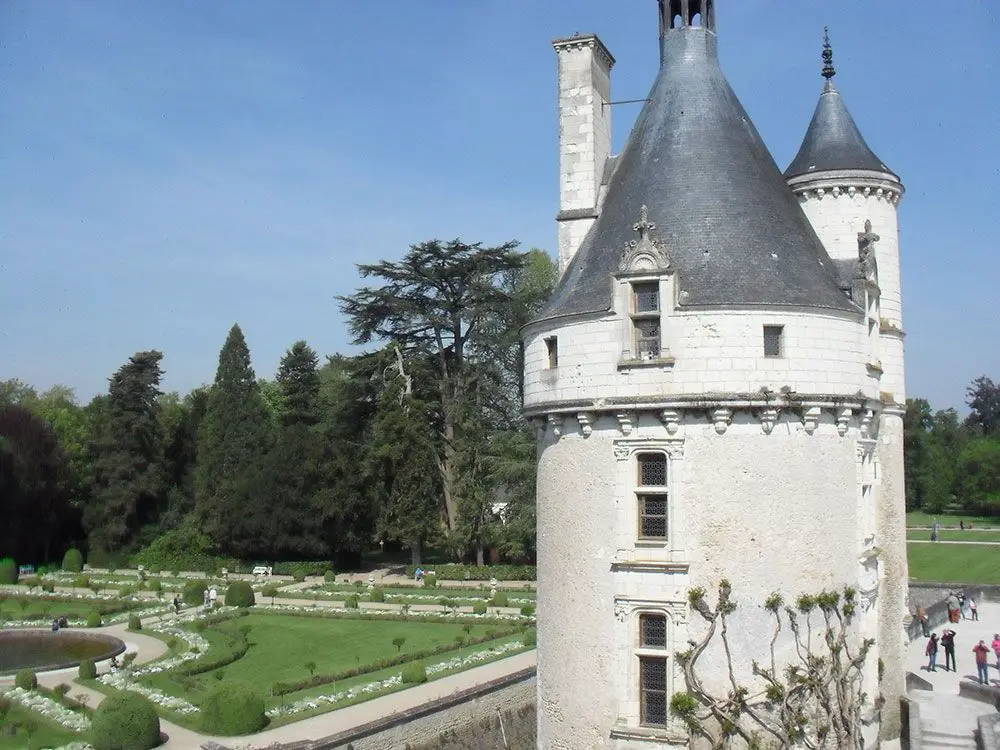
[
  {"left": 925, "top": 630, "right": 999, "bottom": 685},
  {"left": 49, "top": 614, "right": 69, "bottom": 631}
]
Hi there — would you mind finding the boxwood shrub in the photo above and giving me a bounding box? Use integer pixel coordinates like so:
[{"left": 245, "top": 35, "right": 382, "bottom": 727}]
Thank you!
[
  {"left": 406, "top": 564, "right": 536, "bottom": 582},
  {"left": 369, "top": 587, "right": 385, "bottom": 603},
  {"left": 128, "top": 614, "right": 142, "bottom": 631},
  {"left": 472, "top": 601, "right": 488, "bottom": 615},
  {"left": 489, "top": 592, "right": 509, "bottom": 608},
  {"left": 200, "top": 681, "right": 266, "bottom": 734},
  {"left": 182, "top": 579, "right": 207, "bottom": 606},
  {"left": 89, "top": 691, "right": 160, "bottom": 750},
  {"left": 61, "top": 548, "right": 84, "bottom": 573},
  {"left": 524, "top": 628, "right": 537, "bottom": 647},
  {"left": 87, "top": 611, "right": 103, "bottom": 628},
  {"left": 520, "top": 604, "right": 536, "bottom": 617},
  {"left": 79, "top": 659, "right": 97, "bottom": 680},
  {"left": 0, "top": 558, "right": 18, "bottom": 585},
  {"left": 225, "top": 581, "right": 255, "bottom": 608},
  {"left": 344, "top": 594, "right": 359, "bottom": 609},
  {"left": 400, "top": 662, "right": 427, "bottom": 684},
  {"left": 323, "top": 569, "right": 336, "bottom": 583},
  {"left": 14, "top": 669, "right": 36, "bottom": 690}
]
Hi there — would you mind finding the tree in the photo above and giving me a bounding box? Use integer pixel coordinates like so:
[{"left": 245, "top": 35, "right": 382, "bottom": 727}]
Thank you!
[
  {"left": 276, "top": 342, "right": 321, "bottom": 426},
  {"left": 0, "top": 379, "right": 38, "bottom": 409},
  {"left": 966, "top": 376, "right": 1000, "bottom": 436},
  {"left": 956, "top": 438, "right": 1000, "bottom": 515},
  {"left": 85, "top": 351, "right": 167, "bottom": 555},
  {"left": 157, "top": 388, "right": 209, "bottom": 531},
  {"left": 195, "top": 325, "right": 273, "bottom": 556},
  {"left": 0, "top": 405, "right": 72, "bottom": 562},
  {"left": 338, "top": 238, "right": 524, "bottom": 534}
]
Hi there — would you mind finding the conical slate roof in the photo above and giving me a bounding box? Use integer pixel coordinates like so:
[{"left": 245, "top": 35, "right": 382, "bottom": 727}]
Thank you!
[
  {"left": 785, "top": 80, "right": 895, "bottom": 179},
  {"left": 539, "top": 28, "right": 857, "bottom": 322}
]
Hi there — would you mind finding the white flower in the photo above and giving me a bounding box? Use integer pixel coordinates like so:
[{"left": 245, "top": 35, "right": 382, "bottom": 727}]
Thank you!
[{"left": 1, "top": 686, "right": 92, "bottom": 732}]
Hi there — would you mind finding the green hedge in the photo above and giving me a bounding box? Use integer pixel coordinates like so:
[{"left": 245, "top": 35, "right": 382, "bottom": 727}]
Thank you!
[
  {"left": 79, "top": 659, "right": 97, "bottom": 680},
  {"left": 489, "top": 592, "right": 509, "bottom": 608},
  {"left": 271, "top": 561, "right": 332, "bottom": 576},
  {"left": 87, "top": 611, "right": 103, "bottom": 628},
  {"left": 200, "top": 681, "right": 266, "bottom": 734},
  {"left": 401, "top": 662, "right": 427, "bottom": 684},
  {"left": 90, "top": 691, "right": 160, "bottom": 750},
  {"left": 0, "top": 558, "right": 18, "bottom": 585},
  {"left": 406, "top": 564, "right": 536, "bottom": 581},
  {"left": 472, "top": 601, "right": 487, "bottom": 615},
  {"left": 523, "top": 628, "right": 537, "bottom": 647},
  {"left": 182, "top": 579, "right": 207, "bottom": 606},
  {"left": 62, "top": 548, "right": 84, "bottom": 573},
  {"left": 128, "top": 615, "right": 142, "bottom": 631},
  {"left": 224, "top": 581, "right": 255, "bottom": 608},
  {"left": 15, "top": 669, "right": 36, "bottom": 690}
]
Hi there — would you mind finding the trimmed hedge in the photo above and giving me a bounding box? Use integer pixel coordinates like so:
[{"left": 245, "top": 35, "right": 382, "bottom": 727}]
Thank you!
[
  {"left": 407, "top": 564, "right": 536, "bottom": 581},
  {"left": 90, "top": 691, "right": 160, "bottom": 750},
  {"left": 422, "top": 573, "right": 437, "bottom": 588},
  {"left": 323, "top": 569, "right": 336, "bottom": 583},
  {"left": 128, "top": 614, "right": 142, "bottom": 631},
  {"left": 225, "top": 581, "right": 255, "bottom": 608},
  {"left": 0, "top": 558, "right": 18, "bottom": 585},
  {"left": 272, "top": 561, "right": 332, "bottom": 576},
  {"left": 182, "top": 579, "right": 207, "bottom": 606},
  {"left": 87, "top": 611, "right": 103, "bottom": 628},
  {"left": 472, "top": 601, "right": 487, "bottom": 615},
  {"left": 369, "top": 587, "right": 385, "bottom": 603},
  {"left": 524, "top": 628, "right": 537, "bottom": 647},
  {"left": 401, "top": 662, "right": 427, "bottom": 684},
  {"left": 200, "top": 681, "right": 266, "bottom": 735},
  {"left": 344, "top": 594, "right": 359, "bottom": 609},
  {"left": 62, "top": 548, "right": 84, "bottom": 573},
  {"left": 489, "top": 592, "right": 509, "bottom": 608},
  {"left": 520, "top": 605, "right": 536, "bottom": 617},
  {"left": 79, "top": 659, "right": 97, "bottom": 680},
  {"left": 15, "top": 669, "right": 37, "bottom": 691}
]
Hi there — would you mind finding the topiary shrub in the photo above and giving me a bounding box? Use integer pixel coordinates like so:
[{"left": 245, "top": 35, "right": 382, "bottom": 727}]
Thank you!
[
  {"left": 225, "top": 581, "right": 255, "bottom": 608},
  {"left": 200, "top": 681, "right": 266, "bottom": 734},
  {"left": 292, "top": 569, "right": 306, "bottom": 583},
  {"left": 490, "top": 592, "right": 509, "bottom": 608},
  {"left": 369, "top": 587, "right": 385, "bottom": 603},
  {"left": 148, "top": 580, "right": 162, "bottom": 593},
  {"left": 0, "top": 558, "right": 18, "bottom": 585},
  {"left": 400, "top": 662, "right": 427, "bottom": 684},
  {"left": 89, "top": 691, "right": 160, "bottom": 750},
  {"left": 472, "top": 601, "right": 487, "bottom": 615},
  {"left": 520, "top": 604, "right": 536, "bottom": 617},
  {"left": 73, "top": 575, "right": 90, "bottom": 589},
  {"left": 344, "top": 594, "right": 359, "bottom": 609},
  {"left": 523, "top": 628, "right": 537, "bottom": 647},
  {"left": 62, "top": 548, "right": 84, "bottom": 573},
  {"left": 422, "top": 573, "right": 437, "bottom": 588},
  {"left": 41, "top": 581, "right": 55, "bottom": 593},
  {"left": 86, "top": 611, "right": 102, "bottom": 628},
  {"left": 128, "top": 615, "right": 142, "bottom": 631},
  {"left": 15, "top": 669, "right": 37, "bottom": 691},
  {"left": 79, "top": 659, "right": 97, "bottom": 680},
  {"left": 182, "top": 579, "right": 207, "bottom": 606},
  {"left": 323, "top": 569, "right": 336, "bottom": 583}
]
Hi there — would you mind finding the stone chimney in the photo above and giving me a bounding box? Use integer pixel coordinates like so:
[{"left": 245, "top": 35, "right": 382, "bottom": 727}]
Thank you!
[{"left": 553, "top": 34, "right": 615, "bottom": 277}]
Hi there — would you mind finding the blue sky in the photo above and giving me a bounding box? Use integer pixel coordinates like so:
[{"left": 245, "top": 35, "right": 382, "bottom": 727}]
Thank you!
[{"left": 1, "top": 1, "right": 996, "bottom": 411}]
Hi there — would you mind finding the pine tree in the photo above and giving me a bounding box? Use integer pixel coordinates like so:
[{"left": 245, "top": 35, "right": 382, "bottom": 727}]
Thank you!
[
  {"left": 85, "top": 351, "right": 166, "bottom": 555},
  {"left": 195, "top": 325, "right": 273, "bottom": 556}
]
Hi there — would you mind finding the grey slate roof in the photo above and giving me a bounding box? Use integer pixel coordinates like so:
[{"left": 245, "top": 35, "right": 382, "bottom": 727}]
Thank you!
[
  {"left": 538, "top": 28, "right": 858, "bottom": 322},
  {"left": 785, "top": 81, "right": 896, "bottom": 179}
]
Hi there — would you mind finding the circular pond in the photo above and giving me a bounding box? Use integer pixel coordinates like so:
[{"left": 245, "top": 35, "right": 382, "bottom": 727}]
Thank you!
[{"left": 0, "top": 629, "right": 126, "bottom": 674}]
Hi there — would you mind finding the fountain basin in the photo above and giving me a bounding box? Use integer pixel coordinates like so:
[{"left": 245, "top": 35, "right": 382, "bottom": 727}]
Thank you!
[{"left": 0, "top": 629, "right": 126, "bottom": 675}]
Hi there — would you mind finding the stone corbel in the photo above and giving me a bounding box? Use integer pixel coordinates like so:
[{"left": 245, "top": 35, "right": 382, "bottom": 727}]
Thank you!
[
  {"left": 660, "top": 409, "right": 681, "bottom": 436},
  {"left": 801, "top": 406, "right": 822, "bottom": 435},
  {"left": 577, "top": 412, "right": 595, "bottom": 438},
  {"left": 710, "top": 408, "right": 732, "bottom": 435},
  {"left": 616, "top": 412, "right": 635, "bottom": 436},
  {"left": 859, "top": 409, "right": 875, "bottom": 439},
  {"left": 547, "top": 414, "right": 564, "bottom": 440},
  {"left": 836, "top": 407, "right": 853, "bottom": 437},
  {"left": 759, "top": 407, "right": 780, "bottom": 435}
]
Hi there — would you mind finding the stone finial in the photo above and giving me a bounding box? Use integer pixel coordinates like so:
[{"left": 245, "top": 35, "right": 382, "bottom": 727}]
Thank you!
[
  {"left": 633, "top": 205, "right": 655, "bottom": 239},
  {"left": 822, "top": 27, "right": 836, "bottom": 81}
]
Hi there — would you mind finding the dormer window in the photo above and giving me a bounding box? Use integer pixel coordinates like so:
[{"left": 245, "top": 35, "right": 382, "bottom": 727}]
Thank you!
[{"left": 631, "top": 282, "right": 661, "bottom": 360}]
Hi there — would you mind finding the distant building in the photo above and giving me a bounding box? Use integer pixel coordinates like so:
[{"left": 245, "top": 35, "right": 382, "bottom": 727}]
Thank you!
[{"left": 524, "top": 1, "right": 906, "bottom": 746}]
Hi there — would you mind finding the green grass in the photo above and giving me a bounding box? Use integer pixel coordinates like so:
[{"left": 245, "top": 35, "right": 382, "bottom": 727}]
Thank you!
[
  {"left": 0, "top": 595, "right": 137, "bottom": 621},
  {"left": 0, "top": 703, "right": 80, "bottom": 750},
  {"left": 908, "top": 541, "right": 1000, "bottom": 584},
  {"left": 907, "top": 529, "right": 1000, "bottom": 543},
  {"left": 906, "top": 510, "right": 1000, "bottom": 528}
]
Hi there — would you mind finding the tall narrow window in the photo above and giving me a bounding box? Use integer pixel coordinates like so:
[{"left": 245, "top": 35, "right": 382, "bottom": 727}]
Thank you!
[
  {"left": 638, "top": 613, "right": 668, "bottom": 726},
  {"left": 763, "top": 325, "right": 783, "bottom": 358},
  {"left": 545, "top": 336, "right": 558, "bottom": 369},
  {"left": 631, "top": 282, "right": 661, "bottom": 360},
  {"left": 636, "top": 453, "right": 668, "bottom": 540}
]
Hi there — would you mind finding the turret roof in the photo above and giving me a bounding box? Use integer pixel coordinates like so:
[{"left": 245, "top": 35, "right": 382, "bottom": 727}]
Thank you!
[{"left": 538, "top": 26, "right": 857, "bottom": 323}]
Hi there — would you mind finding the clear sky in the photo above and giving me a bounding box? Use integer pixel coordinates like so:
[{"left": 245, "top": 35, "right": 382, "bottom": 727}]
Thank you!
[{"left": 1, "top": 1, "right": 996, "bottom": 411}]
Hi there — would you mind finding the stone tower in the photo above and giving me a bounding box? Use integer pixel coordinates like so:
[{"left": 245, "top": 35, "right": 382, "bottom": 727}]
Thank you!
[{"left": 524, "top": 3, "right": 906, "bottom": 747}]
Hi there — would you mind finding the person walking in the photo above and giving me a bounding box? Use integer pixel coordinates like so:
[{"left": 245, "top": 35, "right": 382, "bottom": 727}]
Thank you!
[
  {"left": 917, "top": 605, "right": 930, "bottom": 637},
  {"left": 975, "top": 640, "right": 991, "bottom": 685},
  {"left": 942, "top": 629, "right": 957, "bottom": 672},
  {"left": 926, "top": 633, "right": 939, "bottom": 672},
  {"left": 947, "top": 593, "right": 960, "bottom": 623},
  {"left": 970, "top": 598, "right": 979, "bottom": 621}
]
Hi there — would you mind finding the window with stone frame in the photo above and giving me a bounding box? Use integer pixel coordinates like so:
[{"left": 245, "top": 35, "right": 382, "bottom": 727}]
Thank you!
[
  {"left": 638, "top": 613, "right": 669, "bottom": 727},
  {"left": 636, "top": 453, "right": 668, "bottom": 541},
  {"left": 630, "top": 281, "right": 661, "bottom": 360}
]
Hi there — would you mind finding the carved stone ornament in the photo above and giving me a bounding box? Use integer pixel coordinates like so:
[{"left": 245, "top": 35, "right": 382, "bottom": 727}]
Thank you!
[
  {"left": 801, "top": 406, "right": 822, "bottom": 435},
  {"left": 710, "top": 408, "right": 732, "bottom": 435},
  {"left": 619, "top": 205, "right": 671, "bottom": 273},
  {"left": 577, "top": 412, "right": 595, "bottom": 438},
  {"left": 856, "top": 439, "right": 877, "bottom": 460},
  {"left": 614, "top": 445, "right": 631, "bottom": 461},
  {"left": 856, "top": 219, "right": 880, "bottom": 287},
  {"left": 547, "top": 414, "right": 564, "bottom": 440},
  {"left": 616, "top": 412, "right": 635, "bottom": 436},
  {"left": 836, "top": 407, "right": 853, "bottom": 437},
  {"left": 759, "top": 407, "right": 780, "bottom": 435},
  {"left": 859, "top": 409, "right": 875, "bottom": 439},
  {"left": 660, "top": 409, "right": 681, "bottom": 436}
]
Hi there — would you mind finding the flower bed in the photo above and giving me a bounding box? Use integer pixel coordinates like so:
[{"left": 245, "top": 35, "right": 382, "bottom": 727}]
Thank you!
[
  {"left": 1, "top": 685, "right": 91, "bottom": 732},
  {"left": 98, "top": 668, "right": 199, "bottom": 715}
]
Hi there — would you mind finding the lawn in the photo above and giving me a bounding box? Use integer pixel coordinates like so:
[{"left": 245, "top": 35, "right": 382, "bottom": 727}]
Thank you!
[
  {"left": 0, "top": 703, "right": 80, "bottom": 750},
  {"left": 906, "top": 510, "right": 1000, "bottom": 528},
  {"left": 907, "top": 542, "right": 1000, "bottom": 584},
  {"left": 907, "top": 529, "right": 1000, "bottom": 543},
  {"left": 0, "top": 595, "right": 137, "bottom": 621}
]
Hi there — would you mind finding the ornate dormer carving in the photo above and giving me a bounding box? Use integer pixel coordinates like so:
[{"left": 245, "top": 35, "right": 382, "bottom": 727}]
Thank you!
[
  {"left": 619, "top": 205, "right": 671, "bottom": 273},
  {"left": 856, "top": 219, "right": 880, "bottom": 288}
]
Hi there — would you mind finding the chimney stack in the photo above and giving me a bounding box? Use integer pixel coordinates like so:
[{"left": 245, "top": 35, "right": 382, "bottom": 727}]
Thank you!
[{"left": 553, "top": 34, "right": 615, "bottom": 277}]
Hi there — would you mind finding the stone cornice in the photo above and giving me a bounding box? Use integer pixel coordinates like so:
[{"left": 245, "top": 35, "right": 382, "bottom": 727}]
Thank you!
[
  {"left": 552, "top": 34, "right": 616, "bottom": 69},
  {"left": 789, "top": 173, "right": 904, "bottom": 206}
]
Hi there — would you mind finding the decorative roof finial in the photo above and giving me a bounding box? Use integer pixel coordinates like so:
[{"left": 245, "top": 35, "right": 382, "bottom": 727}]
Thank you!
[{"left": 822, "top": 27, "right": 836, "bottom": 80}]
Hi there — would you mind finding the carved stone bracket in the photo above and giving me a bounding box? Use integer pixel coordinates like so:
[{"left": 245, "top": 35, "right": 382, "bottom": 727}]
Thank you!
[
  {"left": 801, "top": 406, "right": 822, "bottom": 435},
  {"left": 759, "top": 407, "right": 780, "bottom": 435},
  {"left": 859, "top": 409, "right": 875, "bottom": 439},
  {"left": 710, "top": 408, "right": 732, "bottom": 435},
  {"left": 577, "top": 412, "right": 595, "bottom": 438},
  {"left": 660, "top": 409, "right": 681, "bottom": 436},
  {"left": 616, "top": 412, "right": 635, "bottom": 436},
  {"left": 836, "top": 407, "right": 853, "bottom": 437},
  {"left": 856, "top": 439, "right": 877, "bottom": 460},
  {"left": 547, "top": 414, "right": 564, "bottom": 440}
]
